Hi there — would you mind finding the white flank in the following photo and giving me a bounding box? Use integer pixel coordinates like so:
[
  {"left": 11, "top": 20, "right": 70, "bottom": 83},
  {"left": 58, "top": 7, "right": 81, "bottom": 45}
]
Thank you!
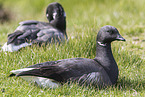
[
  {"left": 1, "top": 42, "right": 32, "bottom": 52},
  {"left": 11, "top": 68, "right": 60, "bottom": 88},
  {"left": 20, "top": 76, "right": 60, "bottom": 88},
  {"left": 10, "top": 68, "right": 35, "bottom": 75}
]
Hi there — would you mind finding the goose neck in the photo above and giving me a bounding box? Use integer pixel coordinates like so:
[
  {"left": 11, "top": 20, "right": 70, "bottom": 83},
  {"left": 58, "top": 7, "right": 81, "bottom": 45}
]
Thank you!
[
  {"left": 50, "top": 17, "right": 66, "bottom": 32},
  {"left": 94, "top": 42, "right": 118, "bottom": 84}
]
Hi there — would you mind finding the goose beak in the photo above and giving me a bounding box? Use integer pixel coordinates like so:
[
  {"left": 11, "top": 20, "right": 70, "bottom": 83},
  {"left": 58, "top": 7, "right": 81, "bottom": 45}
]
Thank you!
[{"left": 116, "top": 34, "right": 126, "bottom": 41}]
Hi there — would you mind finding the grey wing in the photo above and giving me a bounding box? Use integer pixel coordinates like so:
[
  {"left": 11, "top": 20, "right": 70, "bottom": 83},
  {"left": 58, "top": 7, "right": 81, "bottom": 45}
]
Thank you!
[
  {"left": 16, "top": 21, "right": 39, "bottom": 32},
  {"left": 27, "top": 60, "right": 62, "bottom": 68},
  {"left": 7, "top": 31, "right": 24, "bottom": 44},
  {"left": 7, "top": 20, "right": 42, "bottom": 45},
  {"left": 34, "top": 28, "right": 65, "bottom": 44},
  {"left": 17, "top": 29, "right": 40, "bottom": 40},
  {"left": 7, "top": 29, "right": 40, "bottom": 45},
  {"left": 26, "top": 58, "right": 77, "bottom": 69},
  {"left": 19, "top": 20, "right": 39, "bottom": 25}
]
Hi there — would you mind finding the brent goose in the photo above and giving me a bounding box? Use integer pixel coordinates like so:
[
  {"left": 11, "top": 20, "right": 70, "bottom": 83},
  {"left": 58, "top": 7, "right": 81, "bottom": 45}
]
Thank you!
[
  {"left": 2, "top": 2, "right": 67, "bottom": 52},
  {"left": 9, "top": 25, "right": 125, "bottom": 88}
]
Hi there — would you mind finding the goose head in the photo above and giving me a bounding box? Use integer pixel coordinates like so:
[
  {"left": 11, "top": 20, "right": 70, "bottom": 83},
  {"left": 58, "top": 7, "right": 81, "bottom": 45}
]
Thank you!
[
  {"left": 97, "top": 25, "right": 125, "bottom": 45},
  {"left": 46, "top": 2, "right": 66, "bottom": 22}
]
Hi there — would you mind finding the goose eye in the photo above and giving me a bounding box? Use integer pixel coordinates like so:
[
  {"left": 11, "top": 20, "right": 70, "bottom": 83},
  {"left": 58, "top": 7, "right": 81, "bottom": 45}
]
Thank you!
[
  {"left": 108, "top": 30, "right": 114, "bottom": 34},
  {"left": 107, "top": 30, "right": 111, "bottom": 33}
]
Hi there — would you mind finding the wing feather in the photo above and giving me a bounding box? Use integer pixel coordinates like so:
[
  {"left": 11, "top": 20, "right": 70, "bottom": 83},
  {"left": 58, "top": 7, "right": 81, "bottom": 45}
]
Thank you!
[{"left": 19, "top": 20, "right": 39, "bottom": 25}]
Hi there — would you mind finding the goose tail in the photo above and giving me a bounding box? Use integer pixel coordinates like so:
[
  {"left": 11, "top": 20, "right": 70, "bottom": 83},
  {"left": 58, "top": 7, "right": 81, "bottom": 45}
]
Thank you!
[{"left": 1, "top": 42, "right": 32, "bottom": 52}]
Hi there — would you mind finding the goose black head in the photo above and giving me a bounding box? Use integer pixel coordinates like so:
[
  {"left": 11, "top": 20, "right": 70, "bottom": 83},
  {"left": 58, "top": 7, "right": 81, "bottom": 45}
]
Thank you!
[
  {"left": 97, "top": 25, "right": 125, "bottom": 44},
  {"left": 46, "top": 2, "right": 66, "bottom": 22}
]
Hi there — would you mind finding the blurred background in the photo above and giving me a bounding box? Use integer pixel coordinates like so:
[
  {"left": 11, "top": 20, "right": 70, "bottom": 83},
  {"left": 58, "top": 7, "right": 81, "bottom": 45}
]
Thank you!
[
  {"left": 0, "top": 0, "right": 145, "bottom": 44},
  {"left": 1, "top": 0, "right": 145, "bottom": 32}
]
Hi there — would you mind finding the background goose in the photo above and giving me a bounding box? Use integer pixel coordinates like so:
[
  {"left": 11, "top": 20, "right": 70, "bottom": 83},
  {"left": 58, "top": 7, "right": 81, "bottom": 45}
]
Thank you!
[
  {"left": 9, "top": 25, "right": 125, "bottom": 88},
  {"left": 2, "top": 2, "right": 67, "bottom": 52}
]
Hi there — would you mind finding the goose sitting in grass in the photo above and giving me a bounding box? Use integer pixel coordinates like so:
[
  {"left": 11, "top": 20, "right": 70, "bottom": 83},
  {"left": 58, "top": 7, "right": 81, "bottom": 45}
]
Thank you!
[
  {"left": 9, "top": 25, "right": 125, "bottom": 88},
  {"left": 2, "top": 2, "right": 67, "bottom": 52}
]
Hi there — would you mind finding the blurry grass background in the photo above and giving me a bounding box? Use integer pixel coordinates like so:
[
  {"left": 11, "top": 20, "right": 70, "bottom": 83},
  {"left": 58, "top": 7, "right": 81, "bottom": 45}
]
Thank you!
[{"left": 0, "top": 0, "right": 145, "bottom": 96}]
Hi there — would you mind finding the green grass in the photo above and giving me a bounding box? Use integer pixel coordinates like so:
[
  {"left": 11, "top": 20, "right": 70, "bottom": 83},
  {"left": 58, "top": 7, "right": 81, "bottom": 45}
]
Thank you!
[{"left": 0, "top": 0, "right": 145, "bottom": 96}]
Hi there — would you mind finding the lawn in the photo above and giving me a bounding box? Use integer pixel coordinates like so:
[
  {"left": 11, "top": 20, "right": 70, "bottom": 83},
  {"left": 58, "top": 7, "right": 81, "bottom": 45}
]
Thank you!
[{"left": 0, "top": 0, "right": 145, "bottom": 96}]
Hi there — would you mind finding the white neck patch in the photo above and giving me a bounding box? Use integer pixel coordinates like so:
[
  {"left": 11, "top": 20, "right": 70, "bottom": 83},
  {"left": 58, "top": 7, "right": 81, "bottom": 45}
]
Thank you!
[
  {"left": 64, "top": 12, "right": 66, "bottom": 17},
  {"left": 53, "top": 12, "right": 57, "bottom": 19},
  {"left": 97, "top": 41, "right": 107, "bottom": 47},
  {"left": 46, "top": 14, "right": 49, "bottom": 17}
]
